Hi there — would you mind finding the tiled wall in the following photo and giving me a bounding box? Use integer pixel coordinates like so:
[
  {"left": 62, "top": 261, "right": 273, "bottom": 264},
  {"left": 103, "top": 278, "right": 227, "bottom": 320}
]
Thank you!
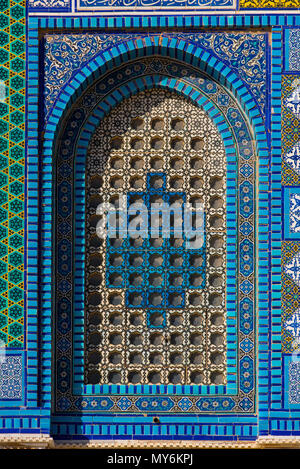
[{"left": 0, "top": 0, "right": 300, "bottom": 443}]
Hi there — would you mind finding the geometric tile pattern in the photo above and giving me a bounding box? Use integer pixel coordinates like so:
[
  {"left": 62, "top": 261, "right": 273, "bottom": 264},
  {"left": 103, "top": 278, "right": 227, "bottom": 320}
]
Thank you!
[
  {"left": 282, "top": 18, "right": 300, "bottom": 368},
  {"left": 287, "top": 29, "right": 300, "bottom": 72},
  {"left": 0, "top": 0, "right": 25, "bottom": 348},
  {"left": 282, "top": 242, "right": 300, "bottom": 353},
  {"left": 284, "top": 251, "right": 300, "bottom": 286},
  {"left": 282, "top": 76, "right": 300, "bottom": 186},
  {"left": 289, "top": 361, "right": 300, "bottom": 405},
  {"left": 290, "top": 192, "right": 300, "bottom": 233},
  {"left": 0, "top": 353, "right": 22, "bottom": 398},
  {"left": 282, "top": 19, "right": 300, "bottom": 407},
  {"left": 284, "top": 309, "right": 300, "bottom": 338}
]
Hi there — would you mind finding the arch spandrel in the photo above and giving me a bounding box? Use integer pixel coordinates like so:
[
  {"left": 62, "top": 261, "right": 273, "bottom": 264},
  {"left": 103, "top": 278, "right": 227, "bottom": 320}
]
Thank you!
[{"left": 44, "top": 34, "right": 266, "bottom": 158}]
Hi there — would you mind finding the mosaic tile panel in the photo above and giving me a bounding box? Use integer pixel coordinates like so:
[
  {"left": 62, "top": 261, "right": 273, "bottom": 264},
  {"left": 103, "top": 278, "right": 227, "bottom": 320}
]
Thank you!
[
  {"left": 282, "top": 242, "right": 300, "bottom": 353},
  {"left": 286, "top": 29, "right": 300, "bottom": 72},
  {"left": 289, "top": 361, "right": 300, "bottom": 405},
  {"left": 0, "top": 1, "right": 296, "bottom": 440},
  {"left": 0, "top": 0, "right": 25, "bottom": 349},
  {"left": 282, "top": 75, "right": 300, "bottom": 186},
  {"left": 283, "top": 28, "right": 300, "bottom": 412},
  {"left": 6, "top": 13, "right": 275, "bottom": 441},
  {"left": 29, "top": 0, "right": 70, "bottom": 9},
  {"left": 85, "top": 89, "right": 226, "bottom": 386},
  {"left": 284, "top": 188, "right": 300, "bottom": 239},
  {"left": 290, "top": 192, "right": 300, "bottom": 234},
  {"left": 0, "top": 353, "right": 21, "bottom": 399}
]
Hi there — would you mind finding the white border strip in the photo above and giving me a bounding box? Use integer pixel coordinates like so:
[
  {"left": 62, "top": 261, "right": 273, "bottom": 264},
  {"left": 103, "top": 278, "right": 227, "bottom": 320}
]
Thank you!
[{"left": 29, "top": 9, "right": 300, "bottom": 16}]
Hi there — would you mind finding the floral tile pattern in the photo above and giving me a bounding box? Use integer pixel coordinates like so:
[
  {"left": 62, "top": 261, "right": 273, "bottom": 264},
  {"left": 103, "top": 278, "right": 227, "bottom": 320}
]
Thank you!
[
  {"left": 0, "top": 354, "right": 22, "bottom": 399},
  {"left": 44, "top": 32, "right": 267, "bottom": 123}
]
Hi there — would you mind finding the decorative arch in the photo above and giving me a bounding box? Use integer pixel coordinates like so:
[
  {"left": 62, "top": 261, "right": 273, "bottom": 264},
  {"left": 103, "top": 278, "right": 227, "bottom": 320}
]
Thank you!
[
  {"left": 52, "top": 56, "right": 258, "bottom": 414},
  {"left": 43, "top": 34, "right": 266, "bottom": 162}
]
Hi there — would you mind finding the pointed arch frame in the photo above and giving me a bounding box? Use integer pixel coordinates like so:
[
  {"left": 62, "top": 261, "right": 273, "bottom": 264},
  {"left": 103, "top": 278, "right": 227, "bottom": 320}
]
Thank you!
[{"left": 29, "top": 34, "right": 270, "bottom": 436}]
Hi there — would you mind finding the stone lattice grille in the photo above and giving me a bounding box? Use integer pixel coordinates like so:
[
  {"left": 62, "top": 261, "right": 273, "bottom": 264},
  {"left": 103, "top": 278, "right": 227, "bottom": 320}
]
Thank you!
[{"left": 85, "top": 89, "right": 227, "bottom": 386}]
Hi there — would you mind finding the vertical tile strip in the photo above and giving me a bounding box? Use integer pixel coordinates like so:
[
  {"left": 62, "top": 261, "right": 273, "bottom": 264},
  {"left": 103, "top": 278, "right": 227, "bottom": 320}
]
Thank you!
[
  {"left": 269, "top": 26, "right": 283, "bottom": 431},
  {"left": 0, "top": 0, "right": 26, "bottom": 349}
]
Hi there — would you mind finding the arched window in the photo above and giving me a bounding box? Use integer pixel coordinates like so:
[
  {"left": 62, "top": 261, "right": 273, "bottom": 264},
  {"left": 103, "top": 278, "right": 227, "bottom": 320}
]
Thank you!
[
  {"left": 54, "top": 57, "right": 256, "bottom": 413},
  {"left": 85, "top": 89, "right": 227, "bottom": 386}
]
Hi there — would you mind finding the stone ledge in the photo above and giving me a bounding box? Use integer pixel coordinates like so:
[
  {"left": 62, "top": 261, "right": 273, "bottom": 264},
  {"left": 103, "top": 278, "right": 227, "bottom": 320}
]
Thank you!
[
  {"left": 1, "top": 436, "right": 300, "bottom": 449},
  {"left": 256, "top": 436, "right": 300, "bottom": 449},
  {"left": 0, "top": 435, "right": 54, "bottom": 449}
]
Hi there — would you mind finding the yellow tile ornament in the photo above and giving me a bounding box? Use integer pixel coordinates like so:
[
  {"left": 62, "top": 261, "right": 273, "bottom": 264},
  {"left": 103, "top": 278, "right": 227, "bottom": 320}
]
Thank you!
[{"left": 240, "top": 0, "right": 300, "bottom": 6}]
